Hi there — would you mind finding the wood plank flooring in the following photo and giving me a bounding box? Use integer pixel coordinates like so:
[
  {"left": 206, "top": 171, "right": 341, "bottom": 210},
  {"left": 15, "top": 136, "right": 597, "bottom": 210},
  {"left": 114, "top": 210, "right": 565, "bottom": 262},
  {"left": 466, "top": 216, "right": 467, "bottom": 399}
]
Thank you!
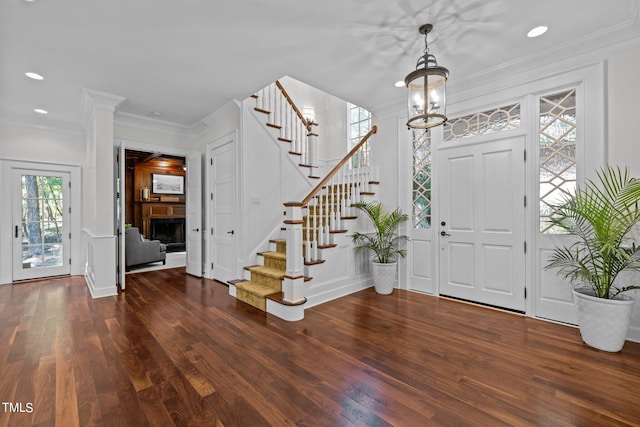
[{"left": 1, "top": 268, "right": 639, "bottom": 426}]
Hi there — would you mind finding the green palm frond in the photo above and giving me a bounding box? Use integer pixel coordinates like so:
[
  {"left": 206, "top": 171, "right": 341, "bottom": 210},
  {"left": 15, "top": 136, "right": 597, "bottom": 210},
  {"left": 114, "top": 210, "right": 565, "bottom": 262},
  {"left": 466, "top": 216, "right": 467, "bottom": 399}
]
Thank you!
[
  {"left": 352, "top": 202, "right": 409, "bottom": 263},
  {"left": 546, "top": 166, "right": 640, "bottom": 298}
]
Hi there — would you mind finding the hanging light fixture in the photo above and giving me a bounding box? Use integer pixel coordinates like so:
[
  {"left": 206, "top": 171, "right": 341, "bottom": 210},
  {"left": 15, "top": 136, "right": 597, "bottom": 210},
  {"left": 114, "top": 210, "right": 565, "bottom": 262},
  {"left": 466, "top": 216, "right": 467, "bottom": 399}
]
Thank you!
[{"left": 405, "top": 24, "right": 449, "bottom": 129}]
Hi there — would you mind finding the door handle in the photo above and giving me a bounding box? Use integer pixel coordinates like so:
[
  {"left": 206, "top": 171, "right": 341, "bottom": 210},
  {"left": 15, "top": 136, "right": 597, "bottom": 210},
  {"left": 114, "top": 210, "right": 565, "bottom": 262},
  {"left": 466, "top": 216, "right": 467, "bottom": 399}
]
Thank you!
[
  {"left": 15, "top": 225, "right": 18, "bottom": 238},
  {"left": 440, "top": 231, "right": 451, "bottom": 237},
  {"left": 192, "top": 228, "right": 200, "bottom": 232},
  {"left": 227, "top": 230, "right": 235, "bottom": 235}
]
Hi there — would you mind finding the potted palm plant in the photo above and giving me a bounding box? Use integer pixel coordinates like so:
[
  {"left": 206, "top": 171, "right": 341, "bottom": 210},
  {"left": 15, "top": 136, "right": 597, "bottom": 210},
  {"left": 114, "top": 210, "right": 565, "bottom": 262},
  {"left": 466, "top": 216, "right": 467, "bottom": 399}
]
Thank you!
[
  {"left": 546, "top": 166, "right": 640, "bottom": 352},
  {"left": 352, "top": 202, "right": 409, "bottom": 294}
]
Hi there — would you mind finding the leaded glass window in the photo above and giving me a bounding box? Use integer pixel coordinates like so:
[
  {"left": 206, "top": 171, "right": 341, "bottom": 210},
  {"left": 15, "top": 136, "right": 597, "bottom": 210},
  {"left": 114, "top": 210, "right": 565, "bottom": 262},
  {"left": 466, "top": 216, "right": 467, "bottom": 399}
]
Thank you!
[
  {"left": 443, "top": 103, "right": 521, "bottom": 141},
  {"left": 539, "top": 89, "right": 577, "bottom": 233},
  {"left": 413, "top": 130, "right": 432, "bottom": 229},
  {"left": 348, "top": 103, "right": 372, "bottom": 168}
]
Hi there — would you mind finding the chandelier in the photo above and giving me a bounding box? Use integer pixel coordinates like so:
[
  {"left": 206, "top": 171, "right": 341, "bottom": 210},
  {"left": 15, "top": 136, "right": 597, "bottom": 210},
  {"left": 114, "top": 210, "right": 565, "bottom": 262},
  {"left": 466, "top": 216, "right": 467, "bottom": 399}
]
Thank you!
[{"left": 405, "top": 24, "right": 449, "bottom": 129}]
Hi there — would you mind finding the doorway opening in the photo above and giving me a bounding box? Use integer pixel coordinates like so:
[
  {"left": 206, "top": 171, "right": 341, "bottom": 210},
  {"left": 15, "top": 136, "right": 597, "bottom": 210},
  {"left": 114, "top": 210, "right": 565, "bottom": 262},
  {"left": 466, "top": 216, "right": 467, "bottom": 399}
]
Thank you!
[{"left": 123, "top": 149, "right": 187, "bottom": 274}]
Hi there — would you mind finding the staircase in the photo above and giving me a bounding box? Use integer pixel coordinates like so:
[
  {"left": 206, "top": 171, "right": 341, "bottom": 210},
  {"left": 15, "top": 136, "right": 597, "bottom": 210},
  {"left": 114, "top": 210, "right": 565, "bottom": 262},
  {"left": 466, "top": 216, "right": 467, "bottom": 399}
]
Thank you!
[{"left": 228, "top": 81, "right": 379, "bottom": 320}]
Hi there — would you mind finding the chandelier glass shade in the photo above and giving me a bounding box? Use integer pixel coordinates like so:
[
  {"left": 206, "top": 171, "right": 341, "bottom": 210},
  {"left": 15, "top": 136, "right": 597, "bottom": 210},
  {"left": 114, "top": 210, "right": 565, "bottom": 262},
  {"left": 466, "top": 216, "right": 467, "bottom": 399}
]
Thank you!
[{"left": 405, "top": 24, "right": 449, "bottom": 129}]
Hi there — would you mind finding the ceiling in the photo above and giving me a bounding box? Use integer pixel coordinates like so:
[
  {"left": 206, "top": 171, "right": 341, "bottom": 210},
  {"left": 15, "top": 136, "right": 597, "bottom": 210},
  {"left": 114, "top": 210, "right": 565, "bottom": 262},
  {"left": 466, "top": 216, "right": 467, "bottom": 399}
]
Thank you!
[{"left": 2, "top": 0, "right": 640, "bottom": 131}]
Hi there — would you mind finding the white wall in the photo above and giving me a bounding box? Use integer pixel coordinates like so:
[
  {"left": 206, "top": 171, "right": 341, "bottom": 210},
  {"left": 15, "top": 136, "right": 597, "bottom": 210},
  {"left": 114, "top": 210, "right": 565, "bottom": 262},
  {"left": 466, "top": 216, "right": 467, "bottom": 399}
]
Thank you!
[
  {"left": 607, "top": 45, "right": 640, "bottom": 177},
  {"left": 0, "top": 122, "right": 85, "bottom": 165},
  {"left": 196, "top": 100, "right": 241, "bottom": 152},
  {"left": 279, "top": 76, "right": 348, "bottom": 162},
  {"left": 370, "top": 114, "right": 400, "bottom": 210}
]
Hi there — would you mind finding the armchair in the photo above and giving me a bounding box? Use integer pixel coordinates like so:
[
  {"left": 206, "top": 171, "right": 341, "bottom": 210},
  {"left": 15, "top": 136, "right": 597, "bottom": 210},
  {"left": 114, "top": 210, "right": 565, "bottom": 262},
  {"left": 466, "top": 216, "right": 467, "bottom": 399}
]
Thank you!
[{"left": 125, "top": 227, "right": 166, "bottom": 271}]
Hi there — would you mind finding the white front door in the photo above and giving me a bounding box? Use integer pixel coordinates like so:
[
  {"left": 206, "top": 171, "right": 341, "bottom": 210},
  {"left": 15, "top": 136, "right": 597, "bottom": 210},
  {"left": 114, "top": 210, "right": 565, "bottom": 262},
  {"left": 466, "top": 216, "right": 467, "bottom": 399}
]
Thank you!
[
  {"left": 209, "top": 135, "right": 237, "bottom": 283},
  {"left": 438, "top": 135, "right": 526, "bottom": 311},
  {"left": 185, "top": 153, "right": 202, "bottom": 277},
  {"left": 12, "top": 169, "right": 71, "bottom": 281}
]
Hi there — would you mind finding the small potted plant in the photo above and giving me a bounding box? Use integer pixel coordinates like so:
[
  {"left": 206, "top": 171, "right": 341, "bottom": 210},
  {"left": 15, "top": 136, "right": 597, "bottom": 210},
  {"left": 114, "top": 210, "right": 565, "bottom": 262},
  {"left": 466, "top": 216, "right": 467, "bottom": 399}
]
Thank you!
[
  {"left": 352, "top": 202, "right": 409, "bottom": 294},
  {"left": 545, "top": 166, "right": 640, "bottom": 352}
]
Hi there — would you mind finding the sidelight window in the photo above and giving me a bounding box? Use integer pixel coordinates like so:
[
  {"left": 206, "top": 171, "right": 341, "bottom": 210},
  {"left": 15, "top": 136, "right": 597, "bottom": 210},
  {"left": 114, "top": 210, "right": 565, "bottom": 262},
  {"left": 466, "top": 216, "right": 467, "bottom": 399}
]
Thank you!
[
  {"left": 412, "top": 130, "right": 432, "bottom": 229},
  {"left": 538, "top": 89, "right": 577, "bottom": 233}
]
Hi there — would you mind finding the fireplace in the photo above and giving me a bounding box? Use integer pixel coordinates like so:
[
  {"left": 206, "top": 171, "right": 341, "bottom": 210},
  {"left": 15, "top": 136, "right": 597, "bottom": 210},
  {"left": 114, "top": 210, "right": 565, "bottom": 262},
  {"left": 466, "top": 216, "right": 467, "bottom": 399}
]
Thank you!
[{"left": 150, "top": 218, "right": 185, "bottom": 252}]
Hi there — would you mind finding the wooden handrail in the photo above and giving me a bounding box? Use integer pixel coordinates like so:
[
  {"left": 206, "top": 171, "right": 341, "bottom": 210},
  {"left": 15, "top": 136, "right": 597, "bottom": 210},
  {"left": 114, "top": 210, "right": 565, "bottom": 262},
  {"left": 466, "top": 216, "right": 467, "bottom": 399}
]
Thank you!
[
  {"left": 301, "top": 125, "right": 377, "bottom": 206},
  {"left": 275, "top": 80, "right": 311, "bottom": 132}
]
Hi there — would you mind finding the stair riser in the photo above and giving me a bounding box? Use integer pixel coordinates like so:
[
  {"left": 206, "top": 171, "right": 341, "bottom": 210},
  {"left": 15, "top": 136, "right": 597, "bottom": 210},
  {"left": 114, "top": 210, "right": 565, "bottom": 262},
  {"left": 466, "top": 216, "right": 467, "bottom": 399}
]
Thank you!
[
  {"left": 249, "top": 272, "right": 283, "bottom": 290},
  {"left": 237, "top": 289, "right": 267, "bottom": 311},
  {"left": 263, "top": 257, "right": 286, "bottom": 271}
]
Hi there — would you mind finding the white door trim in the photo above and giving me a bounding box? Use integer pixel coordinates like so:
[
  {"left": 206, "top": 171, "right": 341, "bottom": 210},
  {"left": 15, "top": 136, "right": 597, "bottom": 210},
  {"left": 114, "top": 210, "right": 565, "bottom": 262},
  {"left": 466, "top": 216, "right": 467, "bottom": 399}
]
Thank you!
[{"left": 115, "top": 139, "right": 203, "bottom": 280}]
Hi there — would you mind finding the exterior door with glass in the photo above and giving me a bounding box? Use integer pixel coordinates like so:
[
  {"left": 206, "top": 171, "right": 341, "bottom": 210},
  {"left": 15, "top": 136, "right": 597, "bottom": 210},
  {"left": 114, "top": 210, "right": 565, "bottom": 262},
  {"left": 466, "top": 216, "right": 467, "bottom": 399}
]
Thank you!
[{"left": 12, "top": 169, "right": 71, "bottom": 281}]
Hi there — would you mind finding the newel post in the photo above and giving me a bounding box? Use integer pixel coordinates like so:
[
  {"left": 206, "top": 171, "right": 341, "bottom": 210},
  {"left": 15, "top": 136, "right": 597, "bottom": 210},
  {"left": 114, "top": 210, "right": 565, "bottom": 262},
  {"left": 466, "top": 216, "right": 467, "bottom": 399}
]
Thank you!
[
  {"left": 307, "top": 131, "right": 318, "bottom": 167},
  {"left": 283, "top": 202, "right": 305, "bottom": 303}
]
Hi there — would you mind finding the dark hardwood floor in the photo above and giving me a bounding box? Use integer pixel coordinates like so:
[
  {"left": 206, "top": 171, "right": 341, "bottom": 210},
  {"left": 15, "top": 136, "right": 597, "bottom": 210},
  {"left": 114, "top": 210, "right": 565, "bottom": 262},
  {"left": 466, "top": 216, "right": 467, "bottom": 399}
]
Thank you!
[{"left": 1, "top": 268, "right": 639, "bottom": 426}]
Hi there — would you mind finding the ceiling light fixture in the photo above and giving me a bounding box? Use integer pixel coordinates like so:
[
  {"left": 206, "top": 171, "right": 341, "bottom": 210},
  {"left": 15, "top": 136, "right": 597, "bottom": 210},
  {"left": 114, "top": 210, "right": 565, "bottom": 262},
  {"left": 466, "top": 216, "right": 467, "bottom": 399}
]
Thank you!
[
  {"left": 527, "top": 26, "right": 548, "bottom": 38},
  {"left": 394, "top": 80, "right": 405, "bottom": 88},
  {"left": 34, "top": 108, "right": 48, "bottom": 114},
  {"left": 404, "top": 23, "right": 449, "bottom": 129},
  {"left": 25, "top": 72, "right": 44, "bottom": 80}
]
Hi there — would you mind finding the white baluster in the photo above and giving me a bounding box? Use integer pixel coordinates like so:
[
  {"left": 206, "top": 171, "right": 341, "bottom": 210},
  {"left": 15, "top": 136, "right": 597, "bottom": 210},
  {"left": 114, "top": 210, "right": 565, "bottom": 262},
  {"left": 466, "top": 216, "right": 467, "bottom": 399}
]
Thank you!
[
  {"left": 256, "top": 88, "right": 264, "bottom": 111},
  {"left": 317, "top": 191, "right": 324, "bottom": 246},
  {"left": 311, "top": 197, "right": 318, "bottom": 260},
  {"left": 356, "top": 168, "right": 360, "bottom": 202},
  {"left": 274, "top": 86, "right": 281, "bottom": 126},
  {"left": 330, "top": 177, "right": 336, "bottom": 231},
  {"left": 305, "top": 207, "right": 311, "bottom": 263},
  {"left": 301, "top": 130, "right": 307, "bottom": 165}
]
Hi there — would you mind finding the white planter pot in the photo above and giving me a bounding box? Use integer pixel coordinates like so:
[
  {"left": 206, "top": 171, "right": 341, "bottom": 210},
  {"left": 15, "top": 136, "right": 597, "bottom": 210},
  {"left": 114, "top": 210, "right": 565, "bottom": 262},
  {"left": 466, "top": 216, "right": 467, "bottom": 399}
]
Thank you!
[
  {"left": 371, "top": 261, "right": 397, "bottom": 295},
  {"left": 573, "top": 287, "right": 636, "bottom": 352}
]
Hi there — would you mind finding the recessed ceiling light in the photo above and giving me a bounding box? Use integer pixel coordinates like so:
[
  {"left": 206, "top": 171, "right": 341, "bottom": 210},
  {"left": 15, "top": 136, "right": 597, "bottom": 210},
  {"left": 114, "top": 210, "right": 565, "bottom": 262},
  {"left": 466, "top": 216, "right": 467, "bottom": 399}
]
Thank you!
[
  {"left": 25, "top": 72, "right": 44, "bottom": 80},
  {"left": 151, "top": 111, "right": 162, "bottom": 117},
  {"left": 394, "top": 80, "right": 405, "bottom": 88},
  {"left": 34, "top": 108, "right": 48, "bottom": 114},
  {"left": 527, "top": 26, "right": 548, "bottom": 38}
]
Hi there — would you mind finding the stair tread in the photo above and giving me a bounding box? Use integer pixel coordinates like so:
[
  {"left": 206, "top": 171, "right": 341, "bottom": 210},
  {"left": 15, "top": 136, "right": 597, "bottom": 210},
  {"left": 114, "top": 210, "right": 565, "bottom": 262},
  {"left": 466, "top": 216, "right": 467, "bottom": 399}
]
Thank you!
[
  {"left": 235, "top": 280, "right": 280, "bottom": 296},
  {"left": 247, "top": 265, "right": 285, "bottom": 279},
  {"left": 259, "top": 251, "right": 286, "bottom": 260}
]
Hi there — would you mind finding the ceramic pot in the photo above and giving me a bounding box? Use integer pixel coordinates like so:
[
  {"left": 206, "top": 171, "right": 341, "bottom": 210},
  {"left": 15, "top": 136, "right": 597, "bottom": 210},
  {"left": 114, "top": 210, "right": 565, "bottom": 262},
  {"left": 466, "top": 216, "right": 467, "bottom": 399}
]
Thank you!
[
  {"left": 371, "top": 260, "right": 397, "bottom": 295},
  {"left": 573, "top": 287, "right": 635, "bottom": 352}
]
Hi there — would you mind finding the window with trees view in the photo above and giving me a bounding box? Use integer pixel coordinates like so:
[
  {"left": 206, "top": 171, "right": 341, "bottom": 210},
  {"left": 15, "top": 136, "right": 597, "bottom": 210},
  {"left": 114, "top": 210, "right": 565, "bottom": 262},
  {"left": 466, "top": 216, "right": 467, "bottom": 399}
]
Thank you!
[
  {"left": 20, "top": 174, "right": 65, "bottom": 268},
  {"left": 348, "top": 103, "right": 372, "bottom": 168}
]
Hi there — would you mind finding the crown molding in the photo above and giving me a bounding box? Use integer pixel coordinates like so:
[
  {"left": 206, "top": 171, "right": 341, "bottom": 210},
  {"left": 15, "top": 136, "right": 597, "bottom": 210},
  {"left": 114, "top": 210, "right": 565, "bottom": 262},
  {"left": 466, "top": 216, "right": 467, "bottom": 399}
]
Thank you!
[
  {"left": 0, "top": 112, "right": 85, "bottom": 136},
  {"left": 114, "top": 111, "right": 204, "bottom": 138},
  {"left": 80, "top": 89, "right": 126, "bottom": 131}
]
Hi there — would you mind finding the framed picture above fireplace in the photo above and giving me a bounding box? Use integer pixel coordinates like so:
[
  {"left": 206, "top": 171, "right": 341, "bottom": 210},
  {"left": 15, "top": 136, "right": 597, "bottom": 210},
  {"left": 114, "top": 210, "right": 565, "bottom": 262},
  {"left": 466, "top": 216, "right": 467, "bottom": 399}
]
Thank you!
[{"left": 152, "top": 173, "right": 184, "bottom": 195}]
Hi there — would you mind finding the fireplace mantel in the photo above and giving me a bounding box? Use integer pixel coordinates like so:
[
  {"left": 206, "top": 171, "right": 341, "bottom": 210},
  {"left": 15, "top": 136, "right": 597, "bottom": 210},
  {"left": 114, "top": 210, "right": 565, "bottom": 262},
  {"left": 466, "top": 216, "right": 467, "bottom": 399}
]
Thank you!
[{"left": 140, "top": 201, "right": 185, "bottom": 238}]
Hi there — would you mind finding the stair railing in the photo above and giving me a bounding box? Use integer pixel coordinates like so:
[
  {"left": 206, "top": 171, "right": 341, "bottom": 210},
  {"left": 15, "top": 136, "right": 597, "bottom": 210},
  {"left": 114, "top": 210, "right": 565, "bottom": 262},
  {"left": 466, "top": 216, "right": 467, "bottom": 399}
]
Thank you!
[
  {"left": 282, "top": 125, "right": 378, "bottom": 304},
  {"left": 254, "top": 81, "right": 318, "bottom": 167}
]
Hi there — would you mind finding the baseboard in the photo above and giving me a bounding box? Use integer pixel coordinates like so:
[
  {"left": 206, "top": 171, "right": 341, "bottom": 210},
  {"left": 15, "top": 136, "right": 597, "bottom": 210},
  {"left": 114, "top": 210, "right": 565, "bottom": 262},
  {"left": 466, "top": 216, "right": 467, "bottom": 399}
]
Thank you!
[{"left": 305, "top": 275, "right": 373, "bottom": 309}]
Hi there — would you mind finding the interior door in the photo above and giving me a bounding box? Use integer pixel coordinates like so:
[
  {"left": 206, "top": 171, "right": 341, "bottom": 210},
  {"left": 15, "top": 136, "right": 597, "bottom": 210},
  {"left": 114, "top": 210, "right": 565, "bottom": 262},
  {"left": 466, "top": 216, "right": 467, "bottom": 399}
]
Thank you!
[
  {"left": 438, "top": 135, "right": 526, "bottom": 311},
  {"left": 12, "top": 169, "right": 71, "bottom": 281},
  {"left": 118, "top": 143, "right": 126, "bottom": 289},
  {"left": 185, "top": 152, "right": 202, "bottom": 276},
  {"left": 209, "top": 135, "right": 237, "bottom": 283}
]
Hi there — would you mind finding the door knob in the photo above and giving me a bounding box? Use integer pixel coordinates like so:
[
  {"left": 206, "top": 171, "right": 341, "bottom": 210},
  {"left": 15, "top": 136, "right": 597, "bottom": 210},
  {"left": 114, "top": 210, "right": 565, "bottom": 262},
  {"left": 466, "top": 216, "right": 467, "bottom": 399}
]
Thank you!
[
  {"left": 440, "top": 231, "right": 451, "bottom": 237},
  {"left": 227, "top": 230, "right": 235, "bottom": 235}
]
